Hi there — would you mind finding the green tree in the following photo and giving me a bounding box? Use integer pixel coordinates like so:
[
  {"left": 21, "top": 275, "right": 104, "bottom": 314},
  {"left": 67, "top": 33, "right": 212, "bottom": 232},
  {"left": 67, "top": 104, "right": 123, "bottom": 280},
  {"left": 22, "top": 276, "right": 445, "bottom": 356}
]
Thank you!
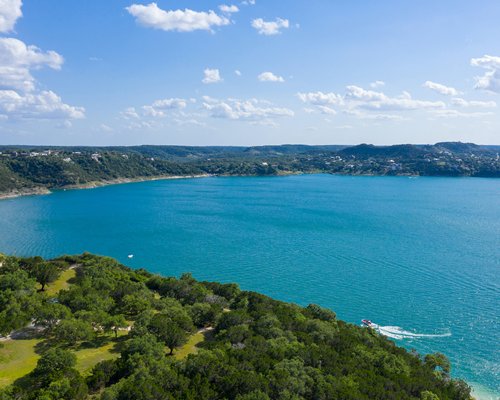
[
  {"left": 33, "top": 348, "right": 77, "bottom": 382},
  {"left": 236, "top": 391, "right": 271, "bottom": 400},
  {"left": 53, "top": 319, "right": 94, "bottom": 345},
  {"left": 148, "top": 314, "right": 188, "bottom": 355},
  {"left": 421, "top": 391, "right": 440, "bottom": 400},
  {"left": 104, "top": 314, "right": 128, "bottom": 338},
  {"left": 34, "top": 302, "right": 71, "bottom": 332},
  {"left": 30, "top": 262, "right": 60, "bottom": 291},
  {"left": 188, "top": 302, "right": 220, "bottom": 327},
  {"left": 424, "top": 353, "right": 451, "bottom": 374}
]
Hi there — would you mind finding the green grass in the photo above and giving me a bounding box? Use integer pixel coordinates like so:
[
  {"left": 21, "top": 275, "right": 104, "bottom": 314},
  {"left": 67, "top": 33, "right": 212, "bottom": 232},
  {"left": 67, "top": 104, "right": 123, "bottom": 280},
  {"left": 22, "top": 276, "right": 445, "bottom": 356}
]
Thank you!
[
  {"left": 0, "top": 332, "right": 128, "bottom": 387},
  {"left": 0, "top": 339, "right": 42, "bottom": 388},
  {"left": 42, "top": 268, "right": 76, "bottom": 296},
  {"left": 74, "top": 341, "right": 120, "bottom": 375},
  {"left": 174, "top": 330, "right": 209, "bottom": 360}
]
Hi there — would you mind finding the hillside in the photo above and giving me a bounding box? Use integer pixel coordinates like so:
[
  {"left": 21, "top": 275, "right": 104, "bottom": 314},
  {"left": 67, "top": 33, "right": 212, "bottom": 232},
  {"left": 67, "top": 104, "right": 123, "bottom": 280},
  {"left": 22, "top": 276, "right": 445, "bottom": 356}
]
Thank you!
[
  {"left": 0, "top": 253, "right": 472, "bottom": 400},
  {"left": 0, "top": 142, "right": 498, "bottom": 197}
]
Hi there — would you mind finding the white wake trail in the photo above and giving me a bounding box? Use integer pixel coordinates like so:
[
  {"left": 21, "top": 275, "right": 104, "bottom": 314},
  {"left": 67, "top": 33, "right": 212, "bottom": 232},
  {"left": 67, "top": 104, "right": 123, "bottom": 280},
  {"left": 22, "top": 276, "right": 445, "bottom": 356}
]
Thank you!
[{"left": 366, "top": 323, "right": 451, "bottom": 340}]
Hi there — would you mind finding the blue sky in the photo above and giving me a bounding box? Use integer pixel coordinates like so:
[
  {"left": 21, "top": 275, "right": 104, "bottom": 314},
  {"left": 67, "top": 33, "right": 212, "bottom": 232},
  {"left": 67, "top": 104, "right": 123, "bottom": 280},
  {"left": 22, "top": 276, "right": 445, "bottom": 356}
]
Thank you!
[{"left": 1, "top": 0, "right": 499, "bottom": 145}]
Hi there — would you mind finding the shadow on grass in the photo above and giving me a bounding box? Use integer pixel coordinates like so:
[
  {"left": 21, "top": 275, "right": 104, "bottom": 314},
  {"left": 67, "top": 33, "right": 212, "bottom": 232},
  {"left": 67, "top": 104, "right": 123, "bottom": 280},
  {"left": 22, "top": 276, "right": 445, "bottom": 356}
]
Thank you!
[{"left": 33, "top": 334, "right": 127, "bottom": 355}]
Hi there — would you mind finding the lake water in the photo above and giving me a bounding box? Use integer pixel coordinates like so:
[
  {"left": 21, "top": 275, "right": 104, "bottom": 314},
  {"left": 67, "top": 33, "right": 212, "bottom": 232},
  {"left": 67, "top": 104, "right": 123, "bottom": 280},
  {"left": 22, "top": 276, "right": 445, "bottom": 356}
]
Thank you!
[{"left": 0, "top": 175, "right": 498, "bottom": 397}]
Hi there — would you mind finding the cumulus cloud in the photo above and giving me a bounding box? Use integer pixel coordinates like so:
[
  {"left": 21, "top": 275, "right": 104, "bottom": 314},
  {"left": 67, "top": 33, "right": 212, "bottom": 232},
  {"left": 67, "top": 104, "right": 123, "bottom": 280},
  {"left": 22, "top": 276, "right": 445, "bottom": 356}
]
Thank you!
[
  {"left": 0, "top": 38, "right": 64, "bottom": 91},
  {"left": 122, "top": 98, "right": 187, "bottom": 120},
  {"left": 258, "top": 71, "right": 284, "bottom": 82},
  {"left": 219, "top": 4, "right": 239, "bottom": 13},
  {"left": 451, "top": 97, "right": 496, "bottom": 108},
  {"left": 202, "top": 96, "right": 294, "bottom": 121},
  {"left": 202, "top": 68, "right": 222, "bottom": 84},
  {"left": 142, "top": 98, "right": 187, "bottom": 117},
  {"left": 0, "top": 90, "right": 85, "bottom": 120},
  {"left": 0, "top": 37, "right": 84, "bottom": 121},
  {"left": 126, "top": 3, "right": 230, "bottom": 32},
  {"left": 345, "top": 86, "right": 445, "bottom": 111},
  {"left": 0, "top": 0, "right": 22, "bottom": 33},
  {"left": 471, "top": 55, "right": 500, "bottom": 93},
  {"left": 297, "top": 91, "right": 344, "bottom": 106},
  {"left": 423, "top": 80, "right": 461, "bottom": 96},
  {"left": 251, "top": 18, "right": 289, "bottom": 35},
  {"left": 241, "top": 0, "right": 255, "bottom": 5},
  {"left": 234, "top": 69, "right": 242, "bottom": 76},
  {"left": 298, "top": 86, "right": 446, "bottom": 120},
  {"left": 370, "top": 80, "right": 385, "bottom": 88},
  {"left": 121, "top": 107, "right": 140, "bottom": 120}
]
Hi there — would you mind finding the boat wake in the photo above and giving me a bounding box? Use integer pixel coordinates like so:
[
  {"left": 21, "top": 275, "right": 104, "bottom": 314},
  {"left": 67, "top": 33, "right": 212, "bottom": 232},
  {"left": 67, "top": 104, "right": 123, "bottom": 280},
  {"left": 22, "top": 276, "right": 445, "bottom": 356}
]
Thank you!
[
  {"left": 362, "top": 320, "right": 451, "bottom": 340},
  {"left": 377, "top": 325, "right": 451, "bottom": 340}
]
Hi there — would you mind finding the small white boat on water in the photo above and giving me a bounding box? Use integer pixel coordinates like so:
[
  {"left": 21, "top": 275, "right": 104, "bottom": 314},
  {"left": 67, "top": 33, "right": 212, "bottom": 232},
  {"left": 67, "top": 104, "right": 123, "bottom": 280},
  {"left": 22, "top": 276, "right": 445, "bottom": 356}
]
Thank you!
[
  {"left": 128, "top": 254, "right": 134, "bottom": 259},
  {"left": 362, "top": 319, "right": 376, "bottom": 328}
]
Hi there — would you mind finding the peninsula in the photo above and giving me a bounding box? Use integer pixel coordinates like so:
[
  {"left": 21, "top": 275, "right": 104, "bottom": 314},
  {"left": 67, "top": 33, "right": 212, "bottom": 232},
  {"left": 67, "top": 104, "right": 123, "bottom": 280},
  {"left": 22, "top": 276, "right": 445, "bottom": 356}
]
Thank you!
[{"left": 0, "top": 253, "right": 473, "bottom": 399}]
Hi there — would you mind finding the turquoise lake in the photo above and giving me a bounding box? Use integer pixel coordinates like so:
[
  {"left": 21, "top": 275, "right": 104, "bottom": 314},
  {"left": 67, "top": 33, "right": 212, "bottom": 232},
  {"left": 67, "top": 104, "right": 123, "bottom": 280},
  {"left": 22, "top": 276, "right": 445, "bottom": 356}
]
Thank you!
[{"left": 0, "top": 175, "right": 498, "bottom": 397}]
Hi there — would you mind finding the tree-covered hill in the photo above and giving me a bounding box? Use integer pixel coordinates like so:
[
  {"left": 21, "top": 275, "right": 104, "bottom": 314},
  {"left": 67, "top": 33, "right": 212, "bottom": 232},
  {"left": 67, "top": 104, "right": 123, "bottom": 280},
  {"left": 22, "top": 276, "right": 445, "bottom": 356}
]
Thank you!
[
  {"left": 0, "top": 142, "right": 498, "bottom": 197},
  {"left": 0, "top": 253, "right": 472, "bottom": 400}
]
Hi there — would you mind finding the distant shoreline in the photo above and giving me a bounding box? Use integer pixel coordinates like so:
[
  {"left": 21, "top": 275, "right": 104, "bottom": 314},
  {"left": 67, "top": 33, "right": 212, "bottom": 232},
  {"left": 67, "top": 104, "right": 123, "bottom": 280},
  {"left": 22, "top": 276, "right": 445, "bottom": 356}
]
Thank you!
[{"left": 0, "top": 174, "right": 211, "bottom": 201}]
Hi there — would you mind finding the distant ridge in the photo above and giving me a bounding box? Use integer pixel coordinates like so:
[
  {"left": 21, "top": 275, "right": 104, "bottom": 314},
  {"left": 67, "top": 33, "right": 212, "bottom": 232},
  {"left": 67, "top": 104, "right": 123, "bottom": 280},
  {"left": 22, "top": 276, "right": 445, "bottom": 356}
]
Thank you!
[{"left": 1, "top": 142, "right": 498, "bottom": 197}]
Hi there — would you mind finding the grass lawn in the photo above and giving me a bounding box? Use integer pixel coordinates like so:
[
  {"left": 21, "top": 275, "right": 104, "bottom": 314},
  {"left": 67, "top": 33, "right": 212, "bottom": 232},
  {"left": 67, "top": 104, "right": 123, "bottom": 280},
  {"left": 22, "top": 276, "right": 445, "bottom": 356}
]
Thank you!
[
  {"left": 42, "top": 268, "right": 76, "bottom": 296},
  {"left": 74, "top": 341, "right": 120, "bottom": 375},
  {"left": 0, "top": 267, "right": 129, "bottom": 387},
  {"left": 0, "top": 339, "right": 42, "bottom": 388},
  {"left": 0, "top": 332, "right": 127, "bottom": 387},
  {"left": 174, "top": 329, "right": 209, "bottom": 360}
]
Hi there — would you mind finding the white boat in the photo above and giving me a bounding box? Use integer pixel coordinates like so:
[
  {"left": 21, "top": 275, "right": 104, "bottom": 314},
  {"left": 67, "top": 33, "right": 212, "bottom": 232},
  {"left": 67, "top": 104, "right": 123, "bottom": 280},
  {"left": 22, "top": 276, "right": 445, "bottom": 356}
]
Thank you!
[{"left": 361, "top": 319, "right": 374, "bottom": 327}]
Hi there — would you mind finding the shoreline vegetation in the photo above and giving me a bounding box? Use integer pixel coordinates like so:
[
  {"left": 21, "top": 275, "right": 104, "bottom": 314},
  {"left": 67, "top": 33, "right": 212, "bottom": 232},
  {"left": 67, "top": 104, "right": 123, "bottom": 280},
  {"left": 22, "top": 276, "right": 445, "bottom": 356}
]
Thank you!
[
  {"left": 0, "top": 174, "right": 212, "bottom": 200},
  {"left": 0, "top": 252, "right": 475, "bottom": 400},
  {"left": 0, "top": 142, "right": 499, "bottom": 201}
]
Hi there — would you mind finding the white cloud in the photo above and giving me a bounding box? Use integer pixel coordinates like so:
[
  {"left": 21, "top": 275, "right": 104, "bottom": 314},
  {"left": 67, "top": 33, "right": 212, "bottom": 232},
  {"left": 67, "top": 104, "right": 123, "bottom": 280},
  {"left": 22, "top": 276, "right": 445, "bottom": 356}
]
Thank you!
[
  {"left": 316, "top": 105, "right": 337, "bottom": 115},
  {"left": 202, "top": 68, "right": 222, "bottom": 84},
  {"left": 123, "top": 98, "right": 187, "bottom": 120},
  {"left": 369, "top": 80, "right": 385, "bottom": 88},
  {"left": 121, "top": 107, "right": 139, "bottom": 120},
  {"left": 471, "top": 55, "right": 500, "bottom": 93},
  {"left": 251, "top": 18, "right": 289, "bottom": 35},
  {"left": 423, "top": 80, "right": 461, "bottom": 96},
  {"left": 126, "top": 3, "right": 230, "bottom": 33},
  {"left": 0, "top": 0, "right": 22, "bottom": 33},
  {"left": 202, "top": 96, "right": 294, "bottom": 121},
  {"left": 0, "top": 38, "right": 64, "bottom": 91},
  {"left": 257, "top": 71, "right": 284, "bottom": 83},
  {"left": 430, "top": 109, "right": 494, "bottom": 119},
  {"left": 241, "top": 0, "right": 255, "bottom": 5},
  {"left": 0, "top": 38, "right": 84, "bottom": 121},
  {"left": 451, "top": 97, "right": 496, "bottom": 108},
  {"left": 234, "top": 69, "right": 242, "bottom": 76},
  {"left": 142, "top": 97, "right": 187, "bottom": 117},
  {"left": 297, "top": 91, "right": 344, "bottom": 106},
  {"left": 0, "top": 90, "right": 85, "bottom": 120},
  {"left": 219, "top": 4, "right": 239, "bottom": 13},
  {"left": 99, "top": 123, "right": 113, "bottom": 132},
  {"left": 344, "top": 109, "right": 405, "bottom": 121},
  {"left": 345, "top": 86, "right": 445, "bottom": 111},
  {"left": 298, "top": 86, "right": 445, "bottom": 120}
]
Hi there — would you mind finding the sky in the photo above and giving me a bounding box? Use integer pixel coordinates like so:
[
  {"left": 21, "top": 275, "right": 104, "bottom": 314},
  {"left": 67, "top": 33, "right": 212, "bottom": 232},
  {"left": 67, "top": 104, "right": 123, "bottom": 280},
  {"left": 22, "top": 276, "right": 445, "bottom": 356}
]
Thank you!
[{"left": 0, "top": 0, "right": 500, "bottom": 146}]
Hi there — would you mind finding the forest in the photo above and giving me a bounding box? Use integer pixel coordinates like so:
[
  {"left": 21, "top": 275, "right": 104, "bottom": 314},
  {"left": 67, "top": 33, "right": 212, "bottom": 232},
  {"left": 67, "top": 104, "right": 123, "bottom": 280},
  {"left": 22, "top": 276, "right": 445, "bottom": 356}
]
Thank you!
[
  {"left": 0, "top": 253, "right": 472, "bottom": 400},
  {"left": 0, "top": 142, "right": 499, "bottom": 196}
]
